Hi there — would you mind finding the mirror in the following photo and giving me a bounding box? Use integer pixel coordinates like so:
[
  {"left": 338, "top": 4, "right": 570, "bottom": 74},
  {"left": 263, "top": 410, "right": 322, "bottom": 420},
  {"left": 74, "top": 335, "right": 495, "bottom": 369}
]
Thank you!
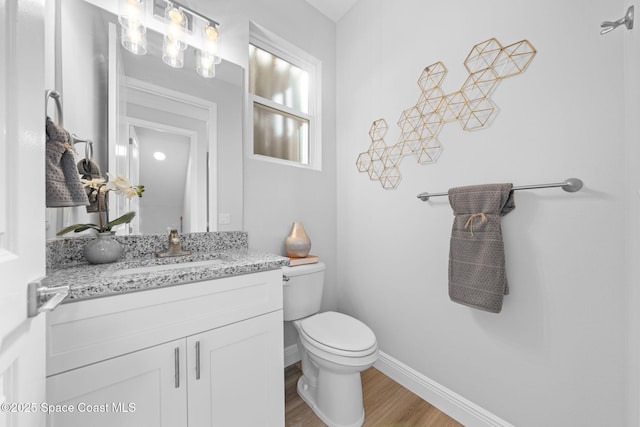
[
  {"left": 51, "top": 0, "right": 243, "bottom": 236},
  {"left": 128, "top": 124, "right": 194, "bottom": 235}
]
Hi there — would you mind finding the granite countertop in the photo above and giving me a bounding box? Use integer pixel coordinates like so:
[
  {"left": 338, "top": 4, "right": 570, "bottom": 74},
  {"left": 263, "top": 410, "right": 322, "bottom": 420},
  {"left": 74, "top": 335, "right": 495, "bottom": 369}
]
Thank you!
[{"left": 43, "top": 249, "right": 290, "bottom": 303}]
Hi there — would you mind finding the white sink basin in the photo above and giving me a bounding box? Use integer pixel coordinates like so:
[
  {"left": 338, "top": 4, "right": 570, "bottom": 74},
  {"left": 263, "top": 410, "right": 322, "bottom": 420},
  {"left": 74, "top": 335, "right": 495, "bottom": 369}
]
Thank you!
[{"left": 111, "top": 259, "right": 225, "bottom": 277}]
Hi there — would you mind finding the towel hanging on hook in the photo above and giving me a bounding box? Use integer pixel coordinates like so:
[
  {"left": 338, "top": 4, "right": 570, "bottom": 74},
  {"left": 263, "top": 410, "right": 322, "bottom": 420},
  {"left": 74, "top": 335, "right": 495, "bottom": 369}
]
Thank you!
[
  {"left": 75, "top": 139, "right": 105, "bottom": 214},
  {"left": 45, "top": 116, "right": 89, "bottom": 208},
  {"left": 601, "top": 5, "right": 634, "bottom": 34},
  {"left": 76, "top": 140, "right": 97, "bottom": 175},
  {"left": 45, "top": 89, "right": 98, "bottom": 208}
]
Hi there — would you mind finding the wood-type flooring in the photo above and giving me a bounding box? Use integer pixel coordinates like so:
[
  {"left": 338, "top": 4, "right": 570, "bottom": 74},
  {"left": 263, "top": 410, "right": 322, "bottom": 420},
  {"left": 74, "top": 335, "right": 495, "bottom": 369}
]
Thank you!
[{"left": 285, "top": 363, "right": 464, "bottom": 427}]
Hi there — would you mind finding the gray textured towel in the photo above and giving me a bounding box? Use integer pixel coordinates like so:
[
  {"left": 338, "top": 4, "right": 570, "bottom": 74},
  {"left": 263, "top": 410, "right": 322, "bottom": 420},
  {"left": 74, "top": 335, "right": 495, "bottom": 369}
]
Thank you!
[
  {"left": 77, "top": 158, "right": 105, "bottom": 213},
  {"left": 46, "top": 117, "right": 89, "bottom": 207},
  {"left": 448, "top": 183, "right": 515, "bottom": 313}
]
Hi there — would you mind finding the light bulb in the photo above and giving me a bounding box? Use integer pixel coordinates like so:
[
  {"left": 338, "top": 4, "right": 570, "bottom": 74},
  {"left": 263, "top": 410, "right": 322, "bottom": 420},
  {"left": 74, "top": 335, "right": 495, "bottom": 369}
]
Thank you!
[{"left": 119, "top": 0, "right": 143, "bottom": 28}]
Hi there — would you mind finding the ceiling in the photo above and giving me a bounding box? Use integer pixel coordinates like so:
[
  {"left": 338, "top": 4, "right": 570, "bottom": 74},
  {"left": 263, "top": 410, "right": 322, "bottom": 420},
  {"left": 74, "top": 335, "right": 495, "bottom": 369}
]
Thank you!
[{"left": 303, "top": 0, "right": 359, "bottom": 22}]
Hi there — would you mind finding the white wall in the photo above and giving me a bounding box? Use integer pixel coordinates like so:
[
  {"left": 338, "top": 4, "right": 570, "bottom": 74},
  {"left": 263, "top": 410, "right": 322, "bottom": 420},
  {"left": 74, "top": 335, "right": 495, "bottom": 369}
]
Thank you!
[
  {"left": 337, "top": 0, "right": 633, "bottom": 425},
  {"left": 191, "top": 0, "right": 338, "bottom": 332},
  {"left": 623, "top": 2, "right": 640, "bottom": 425}
]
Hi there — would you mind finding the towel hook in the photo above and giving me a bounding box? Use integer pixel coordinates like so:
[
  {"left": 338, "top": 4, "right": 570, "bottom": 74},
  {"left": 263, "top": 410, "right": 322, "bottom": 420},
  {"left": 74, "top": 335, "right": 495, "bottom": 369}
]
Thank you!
[
  {"left": 45, "top": 89, "right": 63, "bottom": 126},
  {"left": 84, "top": 140, "right": 94, "bottom": 162},
  {"left": 601, "top": 5, "right": 634, "bottom": 34}
]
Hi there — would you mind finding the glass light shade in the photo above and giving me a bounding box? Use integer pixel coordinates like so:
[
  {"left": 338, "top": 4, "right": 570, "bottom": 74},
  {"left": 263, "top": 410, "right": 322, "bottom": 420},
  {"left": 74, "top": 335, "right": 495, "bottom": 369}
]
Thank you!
[
  {"left": 118, "top": 0, "right": 144, "bottom": 28},
  {"left": 162, "top": 38, "right": 184, "bottom": 68},
  {"left": 164, "top": 4, "right": 187, "bottom": 50},
  {"left": 203, "top": 25, "right": 222, "bottom": 65},
  {"left": 120, "top": 24, "right": 147, "bottom": 55},
  {"left": 196, "top": 50, "right": 216, "bottom": 78},
  {"left": 118, "top": 0, "right": 147, "bottom": 55}
]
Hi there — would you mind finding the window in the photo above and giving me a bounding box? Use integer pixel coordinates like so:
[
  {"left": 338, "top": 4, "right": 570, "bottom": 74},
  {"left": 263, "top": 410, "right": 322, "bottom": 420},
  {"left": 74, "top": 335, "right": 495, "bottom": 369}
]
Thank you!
[{"left": 249, "top": 23, "right": 321, "bottom": 169}]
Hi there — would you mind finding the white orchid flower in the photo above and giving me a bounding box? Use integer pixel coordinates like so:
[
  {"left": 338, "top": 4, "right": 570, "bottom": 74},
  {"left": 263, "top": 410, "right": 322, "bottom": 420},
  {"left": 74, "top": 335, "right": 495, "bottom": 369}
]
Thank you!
[
  {"left": 105, "top": 173, "right": 145, "bottom": 199},
  {"left": 122, "top": 186, "right": 141, "bottom": 199},
  {"left": 80, "top": 177, "right": 106, "bottom": 189},
  {"left": 106, "top": 174, "right": 132, "bottom": 191},
  {"left": 57, "top": 173, "right": 144, "bottom": 236}
]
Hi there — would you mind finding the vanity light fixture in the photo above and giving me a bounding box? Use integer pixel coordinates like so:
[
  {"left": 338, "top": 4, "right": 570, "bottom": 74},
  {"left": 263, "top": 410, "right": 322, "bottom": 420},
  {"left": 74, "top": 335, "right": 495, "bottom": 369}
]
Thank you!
[{"left": 118, "top": 0, "right": 222, "bottom": 77}]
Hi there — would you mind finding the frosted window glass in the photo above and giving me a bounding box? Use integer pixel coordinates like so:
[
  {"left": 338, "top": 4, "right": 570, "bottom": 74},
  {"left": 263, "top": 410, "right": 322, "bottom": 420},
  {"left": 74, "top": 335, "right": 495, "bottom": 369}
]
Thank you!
[
  {"left": 249, "top": 44, "right": 309, "bottom": 114},
  {"left": 253, "top": 103, "right": 309, "bottom": 164}
]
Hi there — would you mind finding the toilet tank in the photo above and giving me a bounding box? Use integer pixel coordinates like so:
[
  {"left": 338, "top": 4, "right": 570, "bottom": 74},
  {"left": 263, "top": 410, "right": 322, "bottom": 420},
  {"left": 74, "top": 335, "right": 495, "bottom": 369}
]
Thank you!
[{"left": 282, "top": 262, "right": 326, "bottom": 321}]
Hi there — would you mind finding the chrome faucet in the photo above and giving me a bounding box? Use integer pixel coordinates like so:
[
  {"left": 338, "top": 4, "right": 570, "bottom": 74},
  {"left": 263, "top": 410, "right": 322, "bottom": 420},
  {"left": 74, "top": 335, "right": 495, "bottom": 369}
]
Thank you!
[{"left": 156, "top": 229, "right": 191, "bottom": 258}]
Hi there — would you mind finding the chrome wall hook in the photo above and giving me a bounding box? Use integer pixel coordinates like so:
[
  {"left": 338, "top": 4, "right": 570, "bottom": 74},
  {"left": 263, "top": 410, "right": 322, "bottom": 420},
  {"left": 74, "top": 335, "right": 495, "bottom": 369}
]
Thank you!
[{"left": 601, "top": 5, "right": 634, "bottom": 35}]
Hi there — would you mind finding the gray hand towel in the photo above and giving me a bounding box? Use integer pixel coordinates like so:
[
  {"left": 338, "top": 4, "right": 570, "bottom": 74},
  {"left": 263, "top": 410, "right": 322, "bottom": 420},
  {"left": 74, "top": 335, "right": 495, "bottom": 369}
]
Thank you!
[
  {"left": 448, "top": 183, "right": 515, "bottom": 313},
  {"left": 46, "top": 117, "right": 89, "bottom": 207},
  {"left": 77, "top": 158, "right": 105, "bottom": 213},
  {"left": 77, "top": 158, "right": 101, "bottom": 178}
]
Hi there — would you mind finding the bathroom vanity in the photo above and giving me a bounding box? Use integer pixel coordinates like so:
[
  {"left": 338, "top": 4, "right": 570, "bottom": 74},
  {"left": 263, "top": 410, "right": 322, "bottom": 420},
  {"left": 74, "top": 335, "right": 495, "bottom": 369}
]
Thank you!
[{"left": 43, "top": 232, "right": 287, "bottom": 426}]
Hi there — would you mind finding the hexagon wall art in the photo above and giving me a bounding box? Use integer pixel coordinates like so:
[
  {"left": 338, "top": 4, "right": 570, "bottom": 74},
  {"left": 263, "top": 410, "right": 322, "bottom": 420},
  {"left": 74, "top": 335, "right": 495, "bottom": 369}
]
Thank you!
[{"left": 355, "top": 38, "right": 536, "bottom": 189}]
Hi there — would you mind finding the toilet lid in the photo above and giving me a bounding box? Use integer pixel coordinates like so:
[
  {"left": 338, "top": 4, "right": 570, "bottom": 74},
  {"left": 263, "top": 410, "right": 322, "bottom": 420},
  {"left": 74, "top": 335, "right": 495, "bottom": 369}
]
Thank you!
[{"left": 299, "top": 311, "right": 376, "bottom": 353}]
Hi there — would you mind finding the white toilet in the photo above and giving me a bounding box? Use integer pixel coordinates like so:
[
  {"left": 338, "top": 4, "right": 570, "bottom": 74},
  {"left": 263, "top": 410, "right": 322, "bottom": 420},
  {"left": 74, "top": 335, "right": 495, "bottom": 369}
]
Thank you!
[{"left": 282, "top": 262, "right": 378, "bottom": 427}]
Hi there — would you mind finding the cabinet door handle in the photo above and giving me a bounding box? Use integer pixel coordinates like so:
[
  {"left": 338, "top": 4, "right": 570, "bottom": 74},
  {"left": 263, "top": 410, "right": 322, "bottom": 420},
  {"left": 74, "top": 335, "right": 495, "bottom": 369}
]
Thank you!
[
  {"left": 174, "top": 347, "right": 180, "bottom": 388},
  {"left": 195, "top": 340, "right": 201, "bottom": 380}
]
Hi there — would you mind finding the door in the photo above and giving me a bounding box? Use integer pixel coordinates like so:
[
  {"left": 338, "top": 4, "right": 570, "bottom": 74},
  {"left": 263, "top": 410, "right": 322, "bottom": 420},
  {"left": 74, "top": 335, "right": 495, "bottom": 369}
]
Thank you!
[
  {"left": 187, "top": 311, "right": 285, "bottom": 427},
  {"left": 46, "top": 339, "right": 188, "bottom": 427},
  {"left": 0, "top": 1, "right": 47, "bottom": 427}
]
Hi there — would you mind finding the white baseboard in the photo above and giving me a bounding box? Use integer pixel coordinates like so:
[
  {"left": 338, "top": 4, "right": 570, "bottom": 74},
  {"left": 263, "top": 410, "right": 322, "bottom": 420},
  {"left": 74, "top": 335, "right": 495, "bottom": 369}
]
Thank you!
[
  {"left": 375, "top": 351, "right": 513, "bottom": 427},
  {"left": 284, "top": 343, "right": 301, "bottom": 367},
  {"left": 284, "top": 345, "right": 510, "bottom": 427}
]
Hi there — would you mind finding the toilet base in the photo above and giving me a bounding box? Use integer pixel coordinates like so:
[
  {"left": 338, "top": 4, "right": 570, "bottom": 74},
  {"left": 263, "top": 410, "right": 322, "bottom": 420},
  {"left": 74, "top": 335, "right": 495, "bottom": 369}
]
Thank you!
[{"left": 296, "top": 373, "right": 365, "bottom": 427}]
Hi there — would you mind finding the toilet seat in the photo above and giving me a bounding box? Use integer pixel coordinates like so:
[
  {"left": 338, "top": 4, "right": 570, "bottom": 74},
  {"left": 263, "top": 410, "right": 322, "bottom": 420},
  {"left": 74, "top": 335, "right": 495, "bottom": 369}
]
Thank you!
[{"left": 299, "top": 312, "right": 377, "bottom": 358}]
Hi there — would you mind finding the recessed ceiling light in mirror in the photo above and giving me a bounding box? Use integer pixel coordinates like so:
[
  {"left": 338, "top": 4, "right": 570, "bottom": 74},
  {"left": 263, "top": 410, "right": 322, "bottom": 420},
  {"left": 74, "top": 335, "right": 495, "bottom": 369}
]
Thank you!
[{"left": 153, "top": 151, "right": 166, "bottom": 161}]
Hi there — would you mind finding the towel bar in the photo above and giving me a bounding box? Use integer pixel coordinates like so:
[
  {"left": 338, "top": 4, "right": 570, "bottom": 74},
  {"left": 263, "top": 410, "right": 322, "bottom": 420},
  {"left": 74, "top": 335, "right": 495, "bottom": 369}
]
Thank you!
[
  {"left": 45, "top": 89, "right": 93, "bottom": 158},
  {"left": 417, "top": 178, "right": 583, "bottom": 201}
]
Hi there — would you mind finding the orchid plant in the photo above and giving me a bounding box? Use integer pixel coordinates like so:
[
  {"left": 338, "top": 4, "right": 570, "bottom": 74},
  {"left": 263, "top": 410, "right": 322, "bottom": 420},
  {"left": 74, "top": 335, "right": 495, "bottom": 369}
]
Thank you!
[{"left": 56, "top": 174, "right": 145, "bottom": 236}]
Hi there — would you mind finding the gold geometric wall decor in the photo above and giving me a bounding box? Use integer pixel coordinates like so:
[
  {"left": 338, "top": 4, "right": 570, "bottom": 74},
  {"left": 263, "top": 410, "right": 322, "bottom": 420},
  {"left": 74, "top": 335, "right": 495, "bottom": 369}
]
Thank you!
[{"left": 356, "top": 38, "right": 536, "bottom": 190}]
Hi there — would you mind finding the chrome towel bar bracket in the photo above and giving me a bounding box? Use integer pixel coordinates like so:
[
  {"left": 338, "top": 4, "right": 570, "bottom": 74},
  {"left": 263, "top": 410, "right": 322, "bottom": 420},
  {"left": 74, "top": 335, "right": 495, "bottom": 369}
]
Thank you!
[
  {"left": 601, "top": 5, "right": 634, "bottom": 35},
  {"left": 417, "top": 178, "right": 583, "bottom": 202},
  {"left": 45, "top": 89, "right": 63, "bottom": 125}
]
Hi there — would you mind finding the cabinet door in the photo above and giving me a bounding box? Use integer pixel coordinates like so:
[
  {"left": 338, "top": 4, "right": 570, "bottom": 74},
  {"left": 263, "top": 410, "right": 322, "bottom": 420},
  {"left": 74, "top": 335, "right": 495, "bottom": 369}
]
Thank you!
[
  {"left": 187, "top": 310, "right": 285, "bottom": 427},
  {"left": 47, "top": 339, "right": 187, "bottom": 427}
]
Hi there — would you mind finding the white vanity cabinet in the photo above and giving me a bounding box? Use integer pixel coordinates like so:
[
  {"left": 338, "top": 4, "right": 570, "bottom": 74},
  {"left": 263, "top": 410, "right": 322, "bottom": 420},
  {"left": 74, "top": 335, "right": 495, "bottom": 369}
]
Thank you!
[{"left": 45, "top": 269, "right": 285, "bottom": 427}]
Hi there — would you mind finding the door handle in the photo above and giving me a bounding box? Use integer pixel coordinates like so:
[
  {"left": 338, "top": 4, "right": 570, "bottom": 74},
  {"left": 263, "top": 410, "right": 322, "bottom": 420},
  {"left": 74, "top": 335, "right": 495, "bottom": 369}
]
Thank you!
[{"left": 27, "top": 279, "right": 70, "bottom": 317}]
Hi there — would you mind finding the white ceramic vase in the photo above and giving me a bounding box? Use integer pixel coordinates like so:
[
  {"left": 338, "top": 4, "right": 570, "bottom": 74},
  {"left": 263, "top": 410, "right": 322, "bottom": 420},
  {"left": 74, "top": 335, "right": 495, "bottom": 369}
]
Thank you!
[{"left": 83, "top": 232, "right": 123, "bottom": 264}]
